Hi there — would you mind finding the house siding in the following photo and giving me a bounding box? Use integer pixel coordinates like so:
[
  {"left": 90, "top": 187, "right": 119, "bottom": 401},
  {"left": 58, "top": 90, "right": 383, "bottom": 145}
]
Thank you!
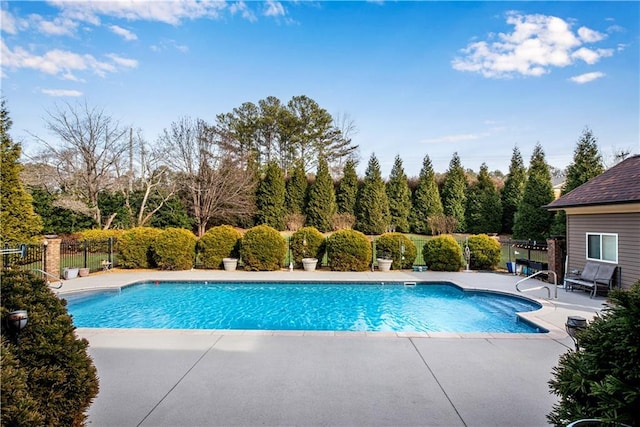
[{"left": 567, "top": 212, "right": 640, "bottom": 290}]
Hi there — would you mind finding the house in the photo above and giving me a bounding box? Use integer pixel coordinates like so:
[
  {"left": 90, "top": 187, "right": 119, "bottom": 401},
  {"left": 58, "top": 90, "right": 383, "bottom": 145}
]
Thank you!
[{"left": 546, "top": 155, "right": 640, "bottom": 291}]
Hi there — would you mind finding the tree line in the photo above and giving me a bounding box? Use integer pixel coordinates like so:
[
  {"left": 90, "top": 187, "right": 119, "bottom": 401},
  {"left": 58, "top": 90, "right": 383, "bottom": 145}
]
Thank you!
[{"left": 0, "top": 97, "right": 607, "bottom": 243}]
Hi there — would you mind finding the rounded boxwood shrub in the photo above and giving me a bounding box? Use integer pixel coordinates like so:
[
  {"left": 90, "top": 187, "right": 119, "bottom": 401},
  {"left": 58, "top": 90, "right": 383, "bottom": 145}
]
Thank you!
[
  {"left": 198, "top": 225, "right": 242, "bottom": 269},
  {"left": 290, "top": 226, "right": 326, "bottom": 266},
  {"left": 152, "top": 227, "right": 197, "bottom": 270},
  {"left": 375, "top": 233, "right": 417, "bottom": 270},
  {"left": 1, "top": 271, "right": 99, "bottom": 426},
  {"left": 117, "top": 227, "right": 163, "bottom": 268},
  {"left": 423, "top": 235, "right": 463, "bottom": 271},
  {"left": 327, "top": 229, "right": 372, "bottom": 271},
  {"left": 548, "top": 280, "right": 640, "bottom": 426},
  {"left": 467, "top": 234, "right": 501, "bottom": 270},
  {"left": 240, "top": 225, "right": 287, "bottom": 271}
]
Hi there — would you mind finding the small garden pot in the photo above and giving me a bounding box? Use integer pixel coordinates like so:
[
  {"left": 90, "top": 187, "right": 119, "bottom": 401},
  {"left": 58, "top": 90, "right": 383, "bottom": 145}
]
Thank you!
[
  {"left": 63, "top": 267, "right": 79, "bottom": 280},
  {"left": 302, "top": 258, "right": 318, "bottom": 272},
  {"left": 377, "top": 258, "right": 393, "bottom": 272},
  {"left": 78, "top": 267, "right": 90, "bottom": 277},
  {"left": 222, "top": 258, "right": 238, "bottom": 271}
]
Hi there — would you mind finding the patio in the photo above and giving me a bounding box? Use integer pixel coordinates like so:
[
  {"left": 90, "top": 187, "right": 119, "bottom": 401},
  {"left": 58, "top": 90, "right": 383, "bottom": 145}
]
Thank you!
[{"left": 61, "top": 270, "right": 605, "bottom": 426}]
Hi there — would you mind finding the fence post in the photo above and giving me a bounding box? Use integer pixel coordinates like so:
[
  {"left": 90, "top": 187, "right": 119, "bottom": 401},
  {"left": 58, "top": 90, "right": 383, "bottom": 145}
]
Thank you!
[
  {"left": 547, "top": 237, "right": 566, "bottom": 284},
  {"left": 43, "top": 237, "right": 62, "bottom": 279},
  {"left": 108, "top": 237, "right": 113, "bottom": 265},
  {"left": 84, "top": 240, "right": 88, "bottom": 269}
]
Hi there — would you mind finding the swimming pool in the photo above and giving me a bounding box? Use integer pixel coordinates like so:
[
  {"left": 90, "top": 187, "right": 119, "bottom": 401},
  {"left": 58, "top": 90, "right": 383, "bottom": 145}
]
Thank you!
[{"left": 64, "top": 281, "right": 545, "bottom": 333}]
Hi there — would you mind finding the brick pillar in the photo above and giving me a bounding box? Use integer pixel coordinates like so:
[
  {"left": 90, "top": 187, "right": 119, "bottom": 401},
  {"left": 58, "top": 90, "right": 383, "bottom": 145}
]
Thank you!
[
  {"left": 44, "top": 237, "right": 62, "bottom": 280},
  {"left": 546, "top": 237, "right": 566, "bottom": 285}
]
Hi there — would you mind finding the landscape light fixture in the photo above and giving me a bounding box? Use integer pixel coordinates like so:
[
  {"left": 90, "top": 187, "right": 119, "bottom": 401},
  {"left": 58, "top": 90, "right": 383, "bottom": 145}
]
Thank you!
[
  {"left": 565, "top": 315, "right": 587, "bottom": 351},
  {"left": 6, "top": 310, "right": 28, "bottom": 344}
]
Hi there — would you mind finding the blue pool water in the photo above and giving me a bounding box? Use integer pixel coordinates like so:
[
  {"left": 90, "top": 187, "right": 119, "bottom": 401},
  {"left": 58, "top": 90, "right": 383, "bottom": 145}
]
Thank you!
[{"left": 64, "top": 281, "right": 545, "bottom": 333}]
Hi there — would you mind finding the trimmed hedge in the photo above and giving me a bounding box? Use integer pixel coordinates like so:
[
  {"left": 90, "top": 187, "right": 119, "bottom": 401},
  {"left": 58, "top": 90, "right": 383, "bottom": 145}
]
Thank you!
[
  {"left": 198, "top": 225, "right": 242, "bottom": 269},
  {"left": 240, "top": 225, "right": 287, "bottom": 271},
  {"left": 1, "top": 271, "right": 99, "bottom": 426},
  {"left": 117, "top": 227, "right": 163, "bottom": 268},
  {"left": 327, "top": 229, "right": 372, "bottom": 271},
  {"left": 467, "top": 234, "right": 501, "bottom": 270},
  {"left": 152, "top": 227, "right": 197, "bottom": 270},
  {"left": 290, "top": 226, "right": 326, "bottom": 266},
  {"left": 375, "top": 232, "right": 417, "bottom": 270},
  {"left": 423, "top": 235, "right": 463, "bottom": 271}
]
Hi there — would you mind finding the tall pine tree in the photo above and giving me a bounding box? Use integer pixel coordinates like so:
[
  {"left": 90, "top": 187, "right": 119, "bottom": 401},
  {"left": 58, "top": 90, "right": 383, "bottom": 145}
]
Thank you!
[
  {"left": 305, "top": 157, "right": 337, "bottom": 232},
  {"left": 466, "top": 163, "right": 502, "bottom": 234},
  {"left": 355, "top": 154, "right": 390, "bottom": 235},
  {"left": 512, "top": 143, "right": 554, "bottom": 241},
  {"left": 385, "top": 155, "right": 411, "bottom": 232},
  {"left": 551, "top": 128, "right": 605, "bottom": 236},
  {"left": 441, "top": 152, "right": 467, "bottom": 232},
  {"left": 336, "top": 159, "right": 358, "bottom": 215},
  {"left": 501, "top": 146, "right": 527, "bottom": 234},
  {"left": 285, "top": 159, "right": 307, "bottom": 214},
  {"left": 408, "top": 155, "right": 443, "bottom": 234},
  {"left": 0, "top": 99, "right": 43, "bottom": 243},
  {"left": 255, "top": 161, "right": 286, "bottom": 230}
]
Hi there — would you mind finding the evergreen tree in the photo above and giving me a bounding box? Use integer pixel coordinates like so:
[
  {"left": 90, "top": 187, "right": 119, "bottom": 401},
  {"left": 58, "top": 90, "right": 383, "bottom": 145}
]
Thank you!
[
  {"left": 512, "top": 144, "right": 555, "bottom": 241},
  {"left": 385, "top": 155, "right": 412, "bottom": 232},
  {"left": 441, "top": 152, "right": 467, "bottom": 232},
  {"left": 336, "top": 159, "right": 358, "bottom": 215},
  {"left": 255, "top": 161, "right": 286, "bottom": 230},
  {"left": 0, "top": 99, "right": 43, "bottom": 243},
  {"left": 408, "top": 155, "right": 443, "bottom": 234},
  {"left": 466, "top": 163, "right": 502, "bottom": 234},
  {"left": 355, "top": 154, "right": 390, "bottom": 234},
  {"left": 501, "top": 146, "right": 527, "bottom": 234},
  {"left": 285, "top": 159, "right": 307, "bottom": 214},
  {"left": 305, "top": 157, "right": 336, "bottom": 232},
  {"left": 551, "top": 128, "right": 604, "bottom": 236}
]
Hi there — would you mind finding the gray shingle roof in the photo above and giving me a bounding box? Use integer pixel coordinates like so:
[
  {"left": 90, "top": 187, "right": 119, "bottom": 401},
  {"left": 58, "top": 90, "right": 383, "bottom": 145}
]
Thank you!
[{"left": 546, "top": 155, "right": 640, "bottom": 209}]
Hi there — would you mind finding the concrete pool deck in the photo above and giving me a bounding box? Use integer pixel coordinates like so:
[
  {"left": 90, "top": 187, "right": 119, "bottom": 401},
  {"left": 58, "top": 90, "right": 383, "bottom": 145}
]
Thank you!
[{"left": 58, "top": 269, "right": 606, "bottom": 426}]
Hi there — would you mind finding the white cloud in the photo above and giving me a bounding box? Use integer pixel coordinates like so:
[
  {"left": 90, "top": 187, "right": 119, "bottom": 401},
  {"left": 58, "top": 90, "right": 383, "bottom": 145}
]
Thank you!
[
  {"left": 264, "top": 0, "right": 286, "bottom": 18},
  {"left": 109, "top": 25, "right": 138, "bottom": 41},
  {"left": 41, "top": 88, "right": 83, "bottom": 97},
  {"left": 150, "top": 39, "right": 189, "bottom": 53},
  {"left": 105, "top": 53, "right": 138, "bottom": 68},
  {"left": 29, "top": 13, "right": 78, "bottom": 36},
  {"left": 229, "top": 1, "right": 257, "bottom": 22},
  {"left": 452, "top": 12, "right": 615, "bottom": 78},
  {"left": 569, "top": 72, "right": 605, "bottom": 84},
  {"left": 1, "top": 9, "right": 18, "bottom": 34}
]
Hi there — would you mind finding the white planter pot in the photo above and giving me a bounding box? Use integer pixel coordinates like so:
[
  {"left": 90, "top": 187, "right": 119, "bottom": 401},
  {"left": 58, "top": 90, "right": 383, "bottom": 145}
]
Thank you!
[
  {"left": 377, "top": 258, "right": 393, "bottom": 272},
  {"left": 302, "top": 258, "right": 318, "bottom": 272},
  {"left": 222, "top": 258, "right": 238, "bottom": 271},
  {"left": 63, "top": 267, "right": 79, "bottom": 279}
]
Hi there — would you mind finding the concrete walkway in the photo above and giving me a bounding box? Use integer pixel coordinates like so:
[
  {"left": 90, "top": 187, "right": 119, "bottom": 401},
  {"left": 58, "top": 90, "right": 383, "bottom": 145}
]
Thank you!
[{"left": 59, "top": 269, "right": 606, "bottom": 427}]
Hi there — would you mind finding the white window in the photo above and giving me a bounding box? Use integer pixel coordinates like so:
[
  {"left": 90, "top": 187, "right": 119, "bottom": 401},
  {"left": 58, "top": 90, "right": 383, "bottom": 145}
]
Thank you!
[{"left": 586, "top": 233, "right": 618, "bottom": 263}]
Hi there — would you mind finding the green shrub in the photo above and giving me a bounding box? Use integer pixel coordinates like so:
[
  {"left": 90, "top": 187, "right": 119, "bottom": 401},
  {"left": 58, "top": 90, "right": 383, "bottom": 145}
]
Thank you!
[
  {"left": 548, "top": 281, "right": 640, "bottom": 426},
  {"left": 76, "top": 228, "right": 123, "bottom": 253},
  {"left": 240, "top": 225, "right": 287, "bottom": 271},
  {"left": 327, "top": 229, "right": 372, "bottom": 271},
  {"left": 423, "top": 235, "right": 463, "bottom": 271},
  {"left": 198, "top": 225, "right": 242, "bottom": 269},
  {"left": 117, "top": 227, "right": 163, "bottom": 268},
  {"left": 466, "top": 234, "right": 501, "bottom": 270},
  {"left": 290, "top": 226, "right": 326, "bottom": 266},
  {"left": 375, "top": 233, "right": 417, "bottom": 270},
  {"left": 1, "top": 271, "right": 99, "bottom": 426},
  {"left": 152, "top": 227, "right": 197, "bottom": 270}
]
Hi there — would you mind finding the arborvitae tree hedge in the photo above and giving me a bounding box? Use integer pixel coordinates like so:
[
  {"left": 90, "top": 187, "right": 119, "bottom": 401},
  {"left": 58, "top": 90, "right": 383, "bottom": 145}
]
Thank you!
[
  {"left": 466, "top": 163, "right": 502, "bottom": 234},
  {"left": 256, "top": 161, "right": 286, "bottom": 230},
  {"left": 512, "top": 144, "right": 554, "bottom": 241},
  {"left": 355, "top": 154, "right": 390, "bottom": 235},
  {"left": 285, "top": 159, "right": 307, "bottom": 214},
  {"left": 305, "top": 158, "right": 337, "bottom": 232},
  {"left": 0, "top": 99, "right": 43, "bottom": 244},
  {"left": 501, "top": 146, "right": 526, "bottom": 234},
  {"left": 336, "top": 158, "right": 358, "bottom": 215},
  {"left": 1, "top": 270, "right": 99, "bottom": 426},
  {"left": 441, "top": 152, "right": 467, "bottom": 232},
  {"left": 409, "top": 155, "right": 443, "bottom": 234},
  {"left": 385, "top": 155, "right": 411, "bottom": 232},
  {"left": 551, "top": 128, "right": 604, "bottom": 236}
]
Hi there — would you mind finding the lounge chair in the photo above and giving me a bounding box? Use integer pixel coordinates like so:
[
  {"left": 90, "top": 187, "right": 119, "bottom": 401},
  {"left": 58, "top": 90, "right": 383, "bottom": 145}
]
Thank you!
[{"left": 565, "top": 261, "right": 617, "bottom": 298}]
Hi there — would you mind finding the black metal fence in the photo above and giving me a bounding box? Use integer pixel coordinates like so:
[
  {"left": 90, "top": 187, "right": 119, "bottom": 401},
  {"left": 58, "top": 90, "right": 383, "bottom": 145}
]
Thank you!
[
  {"left": 1, "top": 243, "right": 44, "bottom": 272},
  {"left": 60, "top": 238, "right": 116, "bottom": 273}
]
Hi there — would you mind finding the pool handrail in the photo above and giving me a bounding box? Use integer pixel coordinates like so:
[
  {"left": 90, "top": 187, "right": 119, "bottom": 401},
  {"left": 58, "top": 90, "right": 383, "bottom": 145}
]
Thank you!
[
  {"left": 515, "top": 270, "right": 558, "bottom": 299},
  {"left": 31, "top": 269, "right": 64, "bottom": 289}
]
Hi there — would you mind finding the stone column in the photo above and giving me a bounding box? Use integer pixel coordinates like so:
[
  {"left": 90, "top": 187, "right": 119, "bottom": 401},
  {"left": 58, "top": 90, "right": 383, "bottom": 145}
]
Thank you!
[
  {"left": 43, "top": 237, "right": 62, "bottom": 280},
  {"left": 546, "top": 237, "right": 566, "bottom": 285}
]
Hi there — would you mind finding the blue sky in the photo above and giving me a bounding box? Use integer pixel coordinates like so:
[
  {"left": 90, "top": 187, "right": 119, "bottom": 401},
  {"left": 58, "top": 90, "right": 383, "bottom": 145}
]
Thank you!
[{"left": 2, "top": 1, "right": 638, "bottom": 177}]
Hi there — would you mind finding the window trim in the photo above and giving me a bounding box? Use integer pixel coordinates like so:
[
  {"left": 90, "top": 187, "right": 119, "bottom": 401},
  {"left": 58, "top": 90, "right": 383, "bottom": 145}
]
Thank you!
[{"left": 585, "top": 232, "right": 618, "bottom": 264}]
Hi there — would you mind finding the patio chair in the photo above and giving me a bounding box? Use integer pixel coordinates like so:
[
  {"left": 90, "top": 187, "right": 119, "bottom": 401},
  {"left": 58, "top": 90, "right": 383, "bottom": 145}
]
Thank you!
[
  {"left": 564, "top": 262, "right": 599, "bottom": 296},
  {"left": 592, "top": 264, "right": 617, "bottom": 298}
]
